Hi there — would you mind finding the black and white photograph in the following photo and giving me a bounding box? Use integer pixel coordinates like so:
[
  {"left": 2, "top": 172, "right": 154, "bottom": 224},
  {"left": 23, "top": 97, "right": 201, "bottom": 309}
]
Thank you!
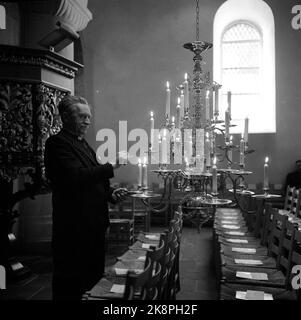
[{"left": 0, "top": 0, "right": 301, "bottom": 311}]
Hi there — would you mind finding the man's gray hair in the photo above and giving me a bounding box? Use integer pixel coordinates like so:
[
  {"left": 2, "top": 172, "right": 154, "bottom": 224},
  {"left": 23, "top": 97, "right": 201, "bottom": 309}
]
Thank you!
[{"left": 57, "top": 95, "right": 89, "bottom": 120}]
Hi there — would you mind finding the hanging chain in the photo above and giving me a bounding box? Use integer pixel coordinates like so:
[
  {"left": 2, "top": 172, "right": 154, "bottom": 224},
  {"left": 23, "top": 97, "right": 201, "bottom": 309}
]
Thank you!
[{"left": 196, "top": 0, "right": 199, "bottom": 41}]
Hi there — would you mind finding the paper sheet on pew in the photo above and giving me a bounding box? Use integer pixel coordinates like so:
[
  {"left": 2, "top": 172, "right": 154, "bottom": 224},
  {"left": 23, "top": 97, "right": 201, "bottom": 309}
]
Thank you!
[
  {"left": 145, "top": 235, "right": 160, "bottom": 240},
  {"left": 221, "top": 221, "right": 240, "bottom": 225},
  {"left": 110, "top": 284, "right": 125, "bottom": 294},
  {"left": 232, "top": 247, "right": 256, "bottom": 254},
  {"left": 236, "top": 290, "right": 273, "bottom": 300},
  {"left": 142, "top": 243, "right": 155, "bottom": 249},
  {"left": 225, "top": 231, "right": 246, "bottom": 236},
  {"left": 234, "top": 259, "right": 263, "bottom": 265},
  {"left": 115, "top": 268, "right": 143, "bottom": 275},
  {"left": 236, "top": 271, "right": 268, "bottom": 280},
  {"left": 138, "top": 256, "right": 146, "bottom": 261},
  {"left": 221, "top": 225, "right": 241, "bottom": 230},
  {"left": 226, "top": 238, "right": 248, "bottom": 243}
]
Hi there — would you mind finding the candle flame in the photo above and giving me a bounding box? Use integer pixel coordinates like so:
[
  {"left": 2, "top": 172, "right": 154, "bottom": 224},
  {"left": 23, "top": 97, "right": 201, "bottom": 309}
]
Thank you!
[
  {"left": 144, "top": 156, "right": 147, "bottom": 165},
  {"left": 185, "top": 73, "right": 188, "bottom": 80},
  {"left": 206, "top": 90, "right": 210, "bottom": 98},
  {"left": 265, "top": 157, "right": 269, "bottom": 164},
  {"left": 181, "top": 90, "right": 184, "bottom": 95},
  {"left": 138, "top": 158, "right": 141, "bottom": 165},
  {"left": 206, "top": 132, "right": 209, "bottom": 138},
  {"left": 230, "top": 135, "right": 233, "bottom": 141},
  {"left": 177, "top": 97, "right": 181, "bottom": 104},
  {"left": 166, "top": 81, "right": 170, "bottom": 89},
  {"left": 150, "top": 111, "right": 154, "bottom": 117},
  {"left": 172, "top": 116, "right": 175, "bottom": 123},
  {"left": 213, "top": 157, "right": 217, "bottom": 165}
]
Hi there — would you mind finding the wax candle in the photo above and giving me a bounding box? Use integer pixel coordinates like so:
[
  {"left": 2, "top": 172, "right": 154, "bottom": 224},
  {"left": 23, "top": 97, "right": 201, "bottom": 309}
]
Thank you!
[
  {"left": 228, "top": 135, "right": 233, "bottom": 166},
  {"left": 205, "top": 132, "right": 211, "bottom": 167},
  {"left": 205, "top": 90, "right": 210, "bottom": 121},
  {"left": 180, "top": 90, "right": 185, "bottom": 120},
  {"left": 184, "top": 73, "right": 189, "bottom": 111},
  {"left": 239, "top": 134, "right": 245, "bottom": 167},
  {"left": 142, "top": 157, "right": 148, "bottom": 188},
  {"left": 158, "top": 134, "right": 162, "bottom": 164},
  {"left": 166, "top": 81, "right": 170, "bottom": 121},
  {"left": 244, "top": 117, "right": 249, "bottom": 144},
  {"left": 176, "top": 97, "right": 181, "bottom": 128},
  {"left": 171, "top": 116, "right": 175, "bottom": 129},
  {"left": 138, "top": 158, "right": 142, "bottom": 187},
  {"left": 214, "top": 86, "right": 219, "bottom": 116},
  {"left": 162, "top": 130, "right": 168, "bottom": 164},
  {"left": 264, "top": 157, "right": 269, "bottom": 189},
  {"left": 150, "top": 111, "right": 154, "bottom": 150},
  {"left": 212, "top": 157, "right": 217, "bottom": 194},
  {"left": 227, "top": 91, "right": 232, "bottom": 118},
  {"left": 225, "top": 111, "right": 230, "bottom": 143}
]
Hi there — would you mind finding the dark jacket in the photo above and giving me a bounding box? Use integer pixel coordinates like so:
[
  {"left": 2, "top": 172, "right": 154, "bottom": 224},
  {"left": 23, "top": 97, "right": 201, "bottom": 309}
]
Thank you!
[{"left": 44, "top": 129, "right": 114, "bottom": 280}]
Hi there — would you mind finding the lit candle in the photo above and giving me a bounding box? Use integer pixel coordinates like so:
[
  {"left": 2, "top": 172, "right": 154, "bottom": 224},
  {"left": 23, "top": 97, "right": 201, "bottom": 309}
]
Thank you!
[
  {"left": 138, "top": 158, "right": 142, "bottom": 187},
  {"left": 158, "top": 134, "right": 162, "bottom": 164},
  {"left": 205, "top": 132, "right": 211, "bottom": 167},
  {"left": 244, "top": 117, "right": 249, "bottom": 144},
  {"left": 185, "top": 157, "right": 189, "bottom": 172},
  {"left": 264, "top": 157, "right": 269, "bottom": 190},
  {"left": 162, "top": 130, "right": 168, "bottom": 164},
  {"left": 180, "top": 90, "right": 185, "bottom": 120},
  {"left": 171, "top": 116, "right": 175, "bottom": 129},
  {"left": 166, "top": 81, "right": 170, "bottom": 121},
  {"left": 225, "top": 111, "right": 230, "bottom": 143},
  {"left": 184, "top": 73, "right": 189, "bottom": 111},
  {"left": 227, "top": 91, "right": 232, "bottom": 118},
  {"left": 228, "top": 135, "right": 233, "bottom": 166},
  {"left": 142, "top": 157, "right": 148, "bottom": 188},
  {"left": 212, "top": 157, "right": 217, "bottom": 194},
  {"left": 205, "top": 90, "right": 210, "bottom": 121},
  {"left": 176, "top": 97, "right": 181, "bottom": 128},
  {"left": 214, "top": 86, "right": 219, "bottom": 116},
  {"left": 150, "top": 111, "right": 154, "bottom": 150},
  {"left": 239, "top": 134, "right": 245, "bottom": 167}
]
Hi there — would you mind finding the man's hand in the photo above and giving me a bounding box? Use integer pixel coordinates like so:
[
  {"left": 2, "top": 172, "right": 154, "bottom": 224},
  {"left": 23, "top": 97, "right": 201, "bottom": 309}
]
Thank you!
[{"left": 111, "top": 188, "right": 128, "bottom": 202}]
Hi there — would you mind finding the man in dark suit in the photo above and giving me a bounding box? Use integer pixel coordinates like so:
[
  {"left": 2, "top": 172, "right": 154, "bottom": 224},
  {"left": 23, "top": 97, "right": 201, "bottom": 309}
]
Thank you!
[{"left": 44, "top": 95, "right": 127, "bottom": 300}]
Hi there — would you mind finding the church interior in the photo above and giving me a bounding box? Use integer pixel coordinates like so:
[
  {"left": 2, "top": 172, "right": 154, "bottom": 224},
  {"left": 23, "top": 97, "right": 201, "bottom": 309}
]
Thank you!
[{"left": 0, "top": 0, "right": 301, "bottom": 302}]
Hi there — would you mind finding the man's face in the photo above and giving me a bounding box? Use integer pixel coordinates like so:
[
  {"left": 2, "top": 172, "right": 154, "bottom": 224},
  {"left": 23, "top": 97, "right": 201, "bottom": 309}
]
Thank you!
[{"left": 65, "top": 103, "right": 92, "bottom": 138}]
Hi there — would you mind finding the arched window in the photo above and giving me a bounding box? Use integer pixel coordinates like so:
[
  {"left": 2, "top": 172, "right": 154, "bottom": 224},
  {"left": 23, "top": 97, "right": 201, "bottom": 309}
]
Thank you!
[
  {"left": 0, "top": 5, "right": 6, "bottom": 30},
  {"left": 214, "top": 0, "right": 275, "bottom": 133}
]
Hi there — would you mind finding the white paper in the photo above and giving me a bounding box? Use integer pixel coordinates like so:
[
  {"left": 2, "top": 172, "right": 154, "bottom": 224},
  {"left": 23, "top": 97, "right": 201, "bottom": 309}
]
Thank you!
[
  {"left": 115, "top": 268, "right": 128, "bottom": 275},
  {"left": 225, "top": 231, "right": 245, "bottom": 236},
  {"left": 142, "top": 243, "right": 151, "bottom": 249},
  {"left": 221, "top": 221, "right": 239, "bottom": 225},
  {"left": 110, "top": 284, "right": 125, "bottom": 294},
  {"left": 232, "top": 247, "right": 256, "bottom": 254},
  {"left": 236, "top": 272, "right": 268, "bottom": 280},
  {"left": 227, "top": 239, "right": 248, "bottom": 243},
  {"left": 236, "top": 291, "right": 273, "bottom": 300},
  {"left": 234, "top": 259, "right": 263, "bottom": 265},
  {"left": 145, "top": 235, "right": 160, "bottom": 240},
  {"left": 138, "top": 256, "right": 146, "bottom": 261},
  {"left": 222, "top": 225, "right": 240, "bottom": 230}
]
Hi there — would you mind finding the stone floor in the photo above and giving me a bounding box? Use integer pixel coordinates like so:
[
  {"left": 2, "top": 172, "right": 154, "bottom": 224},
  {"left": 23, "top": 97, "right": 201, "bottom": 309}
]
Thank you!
[{"left": 0, "top": 226, "right": 218, "bottom": 300}]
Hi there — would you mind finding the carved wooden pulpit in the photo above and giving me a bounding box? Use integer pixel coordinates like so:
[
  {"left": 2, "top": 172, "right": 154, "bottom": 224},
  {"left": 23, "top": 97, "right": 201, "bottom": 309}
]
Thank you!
[{"left": 0, "top": 44, "right": 82, "bottom": 282}]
